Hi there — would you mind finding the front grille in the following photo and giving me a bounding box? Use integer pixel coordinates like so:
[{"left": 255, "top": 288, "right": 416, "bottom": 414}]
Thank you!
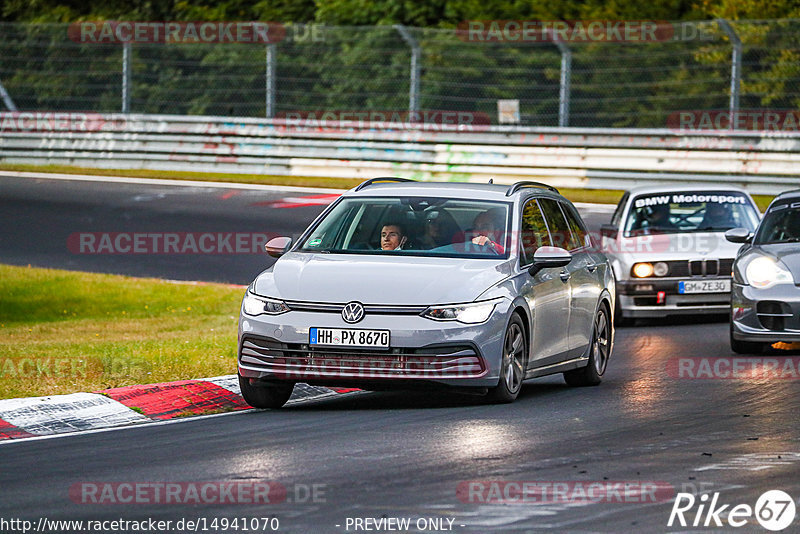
[
  {"left": 239, "top": 336, "right": 486, "bottom": 380},
  {"left": 283, "top": 300, "right": 427, "bottom": 315},
  {"left": 756, "top": 301, "right": 793, "bottom": 331},
  {"left": 659, "top": 259, "right": 733, "bottom": 278}
]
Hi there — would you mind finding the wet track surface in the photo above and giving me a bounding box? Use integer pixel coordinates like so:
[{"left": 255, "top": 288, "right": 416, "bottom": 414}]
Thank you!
[{"left": 1, "top": 175, "right": 799, "bottom": 533}]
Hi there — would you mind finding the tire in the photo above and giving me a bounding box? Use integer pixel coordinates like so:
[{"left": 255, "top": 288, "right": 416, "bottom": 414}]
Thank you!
[
  {"left": 238, "top": 374, "right": 294, "bottom": 409},
  {"left": 729, "top": 322, "right": 765, "bottom": 355},
  {"left": 486, "top": 313, "right": 527, "bottom": 404},
  {"left": 564, "top": 304, "right": 611, "bottom": 387}
]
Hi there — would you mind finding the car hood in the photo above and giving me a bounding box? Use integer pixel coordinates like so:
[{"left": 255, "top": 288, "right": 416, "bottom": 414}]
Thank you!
[
  {"left": 253, "top": 252, "right": 514, "bottom": 305},
  {"left": 610, "top": 231, "right": 743, "bottom": 264},
  {"left": 756, "top": 244, "right": 800, "bottom": 285}
]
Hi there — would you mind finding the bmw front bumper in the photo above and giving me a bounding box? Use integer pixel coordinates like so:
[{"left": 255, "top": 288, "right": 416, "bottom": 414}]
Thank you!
[{"left": 617, "top": 278, "right": 731, "bottom": 318}]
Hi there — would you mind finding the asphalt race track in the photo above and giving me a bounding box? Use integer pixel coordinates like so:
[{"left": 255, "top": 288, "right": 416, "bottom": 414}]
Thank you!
[{"left": 1, "top": 174, "right": 799, "bottom": 533}]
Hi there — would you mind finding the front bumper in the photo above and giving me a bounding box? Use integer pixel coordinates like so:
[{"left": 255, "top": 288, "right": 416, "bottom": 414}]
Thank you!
[
  {"left": 237, "top": 304, "right": 509, "bottom": 388},
  {"left": 617, "top": 278, "right": 731, "bottom": 318},
  {"left": 731, "top": 283, "right": 800, "bottom": 343}
]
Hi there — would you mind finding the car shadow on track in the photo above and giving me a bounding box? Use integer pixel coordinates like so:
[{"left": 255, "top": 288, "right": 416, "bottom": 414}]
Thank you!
[
  {"left": 284, "top": 380, "right": 579, "bottom": 411},
  {"left": 621, "top": 313, "right": 729, "bottom": 328}
]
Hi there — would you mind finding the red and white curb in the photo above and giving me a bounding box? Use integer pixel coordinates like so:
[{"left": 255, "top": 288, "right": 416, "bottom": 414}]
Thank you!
[{"left": 0, "top": 376, "right": 363, "bottom": 442}]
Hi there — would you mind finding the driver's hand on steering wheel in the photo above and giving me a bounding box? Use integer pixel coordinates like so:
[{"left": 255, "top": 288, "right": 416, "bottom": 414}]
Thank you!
[{"left": 472, "top": 235, "right": 504, "bottom": 254}]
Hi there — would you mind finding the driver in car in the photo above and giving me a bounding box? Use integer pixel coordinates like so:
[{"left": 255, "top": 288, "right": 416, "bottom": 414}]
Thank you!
[
  {"left": 471, "top": 209, "right": 505, "bottom": 254},
  {"left": 700, "top": 202, "right": 736, "bottom": 230}
]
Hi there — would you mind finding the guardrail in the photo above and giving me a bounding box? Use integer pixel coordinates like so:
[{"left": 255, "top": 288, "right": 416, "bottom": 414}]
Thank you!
[{"left": 0, "top": 113, "right": 798, "bottom": 195}]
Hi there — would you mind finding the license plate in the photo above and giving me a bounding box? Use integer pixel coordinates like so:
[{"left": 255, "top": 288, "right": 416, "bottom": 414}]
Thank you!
[
  {"left": 678, "top": 279, "right": 731, "bottom": 294},
  {"left": 309, "top": 327, "right": 390, "bottom": 348}
]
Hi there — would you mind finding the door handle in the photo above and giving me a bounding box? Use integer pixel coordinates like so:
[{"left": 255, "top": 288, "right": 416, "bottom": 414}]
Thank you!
[
  {"left": 559, "top": 270, "right": 570, "bottom": 282},
  {"left": 587, "top": 263, "right": 598, "bottom": 273}
]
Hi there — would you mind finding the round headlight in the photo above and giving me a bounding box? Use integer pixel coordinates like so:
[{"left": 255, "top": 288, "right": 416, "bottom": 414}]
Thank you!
[
  {"left": 653, "top": 262, "right": 669, "bottom": 277},
  {"left": 632, "top": 262, "right": 654, "bottom": 278}
]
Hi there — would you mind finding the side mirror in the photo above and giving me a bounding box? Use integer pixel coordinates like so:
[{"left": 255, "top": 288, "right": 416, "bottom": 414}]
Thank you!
[
  {"left": 265, "top": 236, "right": 293, "bottom": 258},
  {"left": 528, "top": 246, "right": 572, "bottom": 276},
  {"left": 724, "top": 228, "right": 753, "bottom": 244},
  {"left": 600, "top": 224, "right": 618, "bottom": 238}
]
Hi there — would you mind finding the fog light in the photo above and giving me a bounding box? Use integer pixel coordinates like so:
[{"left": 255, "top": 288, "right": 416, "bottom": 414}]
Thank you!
[
  {"left": 636, "top": 284, "right": 654, "bottom": 292},
  {"left": 656, "top": 291, "right": 666, "bottom": 305}
]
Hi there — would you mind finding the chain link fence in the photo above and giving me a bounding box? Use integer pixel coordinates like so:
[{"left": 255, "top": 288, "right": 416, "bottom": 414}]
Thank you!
[{"left": 0, "top": 19, "right": 798, "bottom": 128}]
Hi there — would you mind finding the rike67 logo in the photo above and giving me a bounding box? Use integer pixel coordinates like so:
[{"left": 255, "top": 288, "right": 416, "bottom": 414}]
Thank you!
[{"left": 668, "top": 490, "right": 796, "bottom": 531}]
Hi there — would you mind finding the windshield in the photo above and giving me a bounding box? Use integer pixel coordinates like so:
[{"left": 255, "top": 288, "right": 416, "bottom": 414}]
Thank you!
[
  {"left": 754, "top": 202, "right": 800, "bottom": 245},
  {"left": 623, "top": 191, "right": 759, "bottom": 237},
  {"left": 298, "top": 196, "right": 511, "bottom": 258}
]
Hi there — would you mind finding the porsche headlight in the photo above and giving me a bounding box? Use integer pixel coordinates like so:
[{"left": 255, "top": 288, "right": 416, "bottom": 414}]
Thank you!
[
  {"left": 242, "top": 291, "right": 290, "bottom": 316},
  {"left": 744, "top": 256, "right": 794, "bottom": 289},
  {"left": 422, "top": 298, "right": 503, "bottom": 324}
]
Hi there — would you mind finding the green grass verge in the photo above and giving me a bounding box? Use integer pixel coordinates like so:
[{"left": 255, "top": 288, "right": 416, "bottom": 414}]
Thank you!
[
  {"left": 0, "top": 264, "right": 243, "bottom": 400},
  {"left": 0, "top": 162, "right": 775, "bottom": 210}
]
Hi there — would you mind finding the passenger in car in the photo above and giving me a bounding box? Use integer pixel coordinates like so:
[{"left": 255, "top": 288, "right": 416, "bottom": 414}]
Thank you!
[
  {"left": 418, "top": 210, "right": 460, "bottom": 249},
  {"left": 644, "top": 204, "right": 677, "bottom": 232},
  {"left": 380, "top": 222, "right": 408, "bottom": 250}
]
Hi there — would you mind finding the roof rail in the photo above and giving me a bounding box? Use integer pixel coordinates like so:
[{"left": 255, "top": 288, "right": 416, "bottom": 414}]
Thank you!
[
  {"left": 505, "top": 181, "right": 559, "bottom": 196},
  {"left": 354, "top": 177, "right": 416, "bottom": 191}
]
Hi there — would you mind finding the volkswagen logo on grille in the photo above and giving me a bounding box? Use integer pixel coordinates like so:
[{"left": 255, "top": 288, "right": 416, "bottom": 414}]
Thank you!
[{"left": 342, "top": 301, "right": 365, "bottom": 324}]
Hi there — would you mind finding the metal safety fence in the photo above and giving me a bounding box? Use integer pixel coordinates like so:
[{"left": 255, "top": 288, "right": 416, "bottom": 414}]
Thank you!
[
  {"left": 0, "top": 19, "right": 799, "bottom": 129},
  {"left": 1, "top": 113, "right": 797, "bottom": 195}
]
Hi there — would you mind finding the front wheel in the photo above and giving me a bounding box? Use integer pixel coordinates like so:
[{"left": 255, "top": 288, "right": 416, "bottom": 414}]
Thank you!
[
  {"left": 238, "top": 374, "right": 294, "bottom": 409},
  {"left": 729, "top": 322, "right": 766, "bottom": 354},
  {"left": 564, "top": 305, "right": 611, "bottom": 387},
  {"left": 486, "top": 313, "right": 527, "bottom": 404}
]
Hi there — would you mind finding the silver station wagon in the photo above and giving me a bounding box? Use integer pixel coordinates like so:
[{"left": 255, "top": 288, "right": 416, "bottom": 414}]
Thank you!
[{"left": 238, "top": 178, "right": 615, "bottom": 408}]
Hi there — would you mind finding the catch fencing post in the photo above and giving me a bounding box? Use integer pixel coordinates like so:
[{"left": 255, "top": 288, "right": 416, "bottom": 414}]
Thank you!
[
  {"left": 555, "top": 38, "right": 572, "bottom": 127},
  {"left": 716, "top": 19, "right": 741, "bottom": 128},
  {"left": 0, "top": 77, "right": 17, "bottom": 111},
  {"left": 394, "top": 25, "right": 421, "bottom": 115},
  {"left": 266, "top": 44, "right": 276, "bottom": 118},
  {"left": 122, "top": 42, "right": 131, "bottom": 113}
]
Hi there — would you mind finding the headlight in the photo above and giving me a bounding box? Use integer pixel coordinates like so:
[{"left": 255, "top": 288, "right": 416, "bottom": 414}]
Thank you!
[
  {"left": 421, "top": 298, "right": 503, "bottom": 324},
  {"left": 242, "top": 291, "right": 290, "bottom": 316},
  {"left": 653, "top": 262, "right": 669, "bottom": 277},
  {"left": 744, "top": 256, "right": 794, "bottom": 289},
  {"left": 632, "top": 262, "right": 654, "bottom": 278}
]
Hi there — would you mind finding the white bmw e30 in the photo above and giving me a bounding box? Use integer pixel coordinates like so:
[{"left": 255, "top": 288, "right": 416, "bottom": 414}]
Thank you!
[{"left": 600, "top": 185, "right": 760, "bottom": 324}]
